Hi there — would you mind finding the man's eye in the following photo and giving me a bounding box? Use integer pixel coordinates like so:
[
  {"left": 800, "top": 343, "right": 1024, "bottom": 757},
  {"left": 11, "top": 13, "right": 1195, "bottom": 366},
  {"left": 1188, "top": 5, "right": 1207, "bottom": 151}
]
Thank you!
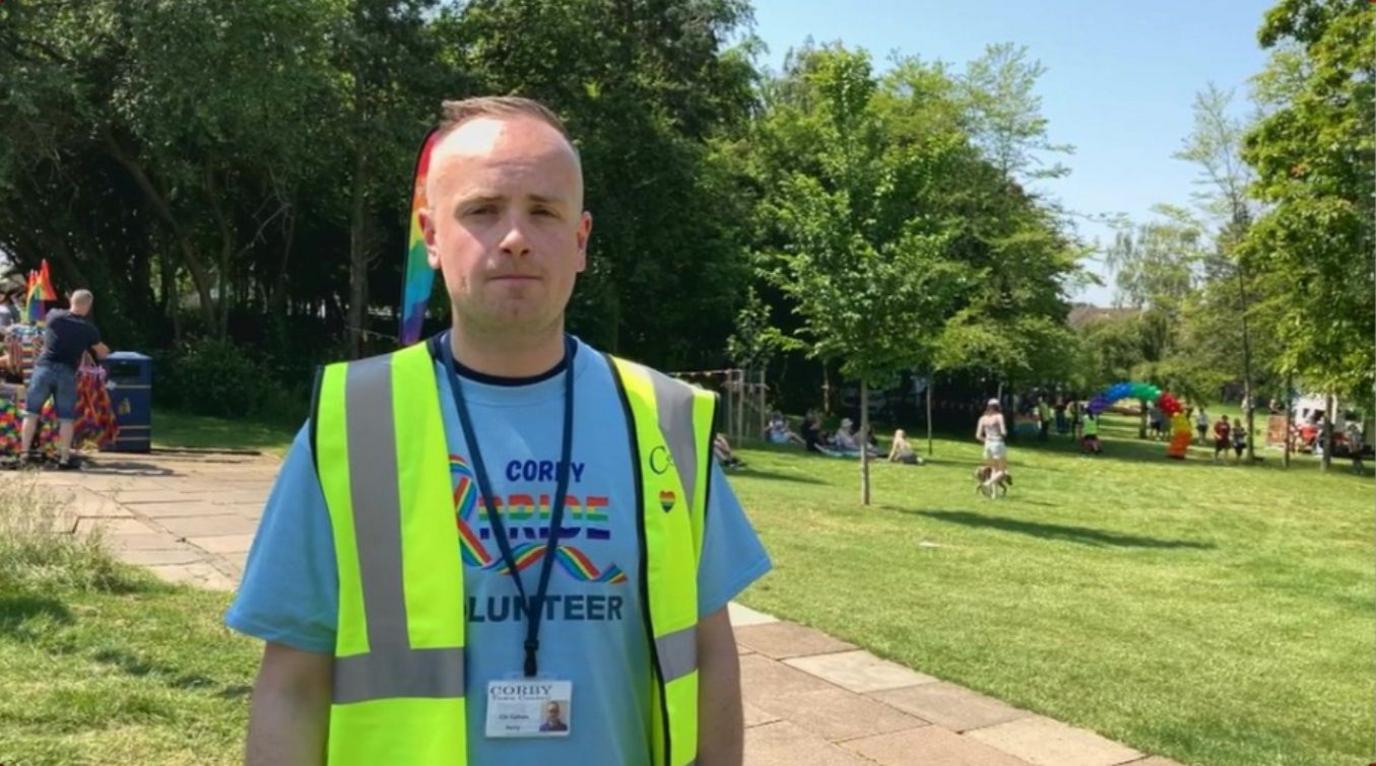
[
  {"left": 533, "top": 208, "right": 556, "bottom": 217},
  {"left": 467, "top": 206, "right": 496, "bottom": 216}
]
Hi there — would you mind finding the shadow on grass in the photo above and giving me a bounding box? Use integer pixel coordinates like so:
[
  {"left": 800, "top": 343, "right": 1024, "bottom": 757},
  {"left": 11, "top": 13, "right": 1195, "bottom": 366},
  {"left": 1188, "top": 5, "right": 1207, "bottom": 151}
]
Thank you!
[
  {"left": 727, "top": 466, "right": 826, "bottom": 485},
  {"left": 0, "top": 594, "right": 73, "bottom": 637},
  {"left": 910, "top": 509, "right": 1216, "bottom": 550},
  {"left": 92, "top": 647, "right": 216, "bottom": 688}
]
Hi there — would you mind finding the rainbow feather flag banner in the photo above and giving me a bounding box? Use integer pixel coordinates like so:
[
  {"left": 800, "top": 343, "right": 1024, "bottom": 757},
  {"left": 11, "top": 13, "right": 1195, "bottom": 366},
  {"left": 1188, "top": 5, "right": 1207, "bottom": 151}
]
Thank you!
[
  {"left": 399, "top": 128, "right": 440, "bottom": 346},
  {"left": 25, "top": 259, "right": 56, "bottom": 324}
]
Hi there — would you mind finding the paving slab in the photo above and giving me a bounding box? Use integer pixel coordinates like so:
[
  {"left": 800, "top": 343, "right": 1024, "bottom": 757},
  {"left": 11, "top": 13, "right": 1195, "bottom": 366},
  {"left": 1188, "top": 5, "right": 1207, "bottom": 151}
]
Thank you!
[
  {"left": 148, "top": 562, "right": 236, "bottom": 591},
  {"left": 871, "top": 682, "right": 1032, "bottom": 732},
  {"left": 155, "top": 514, "right": 261, "bottom": 539},
  {"left": 107, "top": 533, "right": 188, "bottom": 552},
  {"left": 110, "top": 489, "right": 190, "bottom": 504},
  {"left": 738, "top": 653, "right": 837, "bottom": 705},
  {"left": 784, "top": 650, "right": 938, "bottom": 693},
  {"left": 65, "top": 487, "right": 135, "bottom": 518},
  {"left": 842, "top": 725, "right": 1032, "bottom": 766},
  {"left": 188, "top": 534, "right": 256, "bottom": 554},
  {"left": 75, "top": 517, "right": 160, "bottom": 537},
  {"left": 734, "top": 622, "right": 857, "bottom": 660},
  {"left": 132, "top": 500, "right": 236, "bottom": 519},
  {"left": 966, "top": 716, "right": 1142, "bottom": 766},
  {"left": 750, "top": 687, "right": 927, "bottom": 742},
  {"left": 744, "top": 721, "right": 874, "bottom": 766},
  {"left": 729, "top": 601, "right": 778, "bottom": 627},
  {"left": 743, "top": 702, "right": 782, "bottom": 729}
]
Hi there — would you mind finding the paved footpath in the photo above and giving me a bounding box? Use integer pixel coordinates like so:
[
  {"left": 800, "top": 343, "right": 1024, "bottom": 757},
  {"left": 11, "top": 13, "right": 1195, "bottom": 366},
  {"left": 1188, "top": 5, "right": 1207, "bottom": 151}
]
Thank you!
[{"left": 41, "top": 450, "right": 1185, "bottom": 766}]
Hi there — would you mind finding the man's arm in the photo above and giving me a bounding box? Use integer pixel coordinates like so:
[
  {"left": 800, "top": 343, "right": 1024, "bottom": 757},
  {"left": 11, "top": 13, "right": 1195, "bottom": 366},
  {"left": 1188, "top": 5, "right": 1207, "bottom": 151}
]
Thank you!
[
  {"left": 697, "top": 606, "right": 744, "bottom": 766},
  {"left": 245, "top": 641, "right": 332, "bottom": 766},
  {"left": 91, "top": 342, "right": 110, "bottom": 360}
]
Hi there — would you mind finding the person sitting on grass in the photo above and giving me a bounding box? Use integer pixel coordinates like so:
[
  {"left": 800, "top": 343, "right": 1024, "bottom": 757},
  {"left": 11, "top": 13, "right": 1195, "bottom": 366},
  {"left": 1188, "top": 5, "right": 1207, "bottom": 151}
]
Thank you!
[
  {"left": 823, "top": 418, "right": 878, "bottom": 458},
  {"left": 887, "top": 429, "right": 922, "bottom": 465},
  {"left": 713, "top": 432, "right": 745, "bottom": 470},
  {"left": 1080, "top": 411, "right": 1102, "bottom": 454},
  {"left": 763, "top": 410, "right": 805, "bottom": 447}
]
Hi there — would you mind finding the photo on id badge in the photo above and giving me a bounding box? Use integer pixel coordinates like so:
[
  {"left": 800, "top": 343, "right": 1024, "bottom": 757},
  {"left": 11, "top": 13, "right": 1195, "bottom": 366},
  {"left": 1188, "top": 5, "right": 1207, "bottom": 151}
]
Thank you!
[{"left": 486, "top": 679, "right": 572, "bottom": 738}]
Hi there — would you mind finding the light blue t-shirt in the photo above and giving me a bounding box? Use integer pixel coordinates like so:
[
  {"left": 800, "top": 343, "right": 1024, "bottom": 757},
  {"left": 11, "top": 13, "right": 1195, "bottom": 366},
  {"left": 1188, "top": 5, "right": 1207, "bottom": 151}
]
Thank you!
[{"left": 225, "top": 335, "right": 771, "bottom": 765}]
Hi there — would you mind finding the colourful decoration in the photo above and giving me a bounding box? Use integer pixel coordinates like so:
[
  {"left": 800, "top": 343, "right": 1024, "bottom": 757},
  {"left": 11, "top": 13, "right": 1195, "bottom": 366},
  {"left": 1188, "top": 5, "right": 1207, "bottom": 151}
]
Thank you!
[
  {"left": 1166, "top": 412, "right": 1192, "bottom": 459},
  {"left": 399, "top": 129, "right": 440, "bottom": 346},
  {"left": 1086, "top": 381, "right": 1183, "bottom": 417},
  {"left": 24, "top": 259, "right": 56, "bottom": 324}
]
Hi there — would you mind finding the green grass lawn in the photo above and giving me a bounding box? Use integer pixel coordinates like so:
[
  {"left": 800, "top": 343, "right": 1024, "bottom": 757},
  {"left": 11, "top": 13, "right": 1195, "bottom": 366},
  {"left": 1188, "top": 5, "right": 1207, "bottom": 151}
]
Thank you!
[
  {"left": 731, "top": 412, "right": 1372, "bottom": 766},
  {"left": 1, "top": 412, "right": 1368, "bottom": 765},
  {"left": 150, "top": 407, "right": 298, "bottom": 456},
  {"left": 0, "top": 571, "right": 256, "bottom": 765}
]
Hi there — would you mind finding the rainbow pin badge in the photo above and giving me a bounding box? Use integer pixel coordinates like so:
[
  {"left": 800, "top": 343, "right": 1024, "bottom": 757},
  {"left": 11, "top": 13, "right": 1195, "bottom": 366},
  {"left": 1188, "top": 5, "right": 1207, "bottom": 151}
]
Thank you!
[{"left": 658, "top": 490, "right": 676, "bottom": 513}]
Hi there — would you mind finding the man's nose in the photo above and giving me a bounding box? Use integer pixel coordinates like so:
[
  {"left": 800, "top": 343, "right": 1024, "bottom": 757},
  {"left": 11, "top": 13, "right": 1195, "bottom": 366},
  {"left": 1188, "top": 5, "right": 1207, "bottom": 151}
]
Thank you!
[{"left": 498, "top": 213, "right": 532, "bottom": 257}]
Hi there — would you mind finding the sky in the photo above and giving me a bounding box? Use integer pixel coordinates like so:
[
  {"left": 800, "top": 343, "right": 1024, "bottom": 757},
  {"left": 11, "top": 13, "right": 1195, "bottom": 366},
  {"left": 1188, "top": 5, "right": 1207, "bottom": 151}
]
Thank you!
[{"left": 742, "top": 0, "right": 1276, "bottom": 306}]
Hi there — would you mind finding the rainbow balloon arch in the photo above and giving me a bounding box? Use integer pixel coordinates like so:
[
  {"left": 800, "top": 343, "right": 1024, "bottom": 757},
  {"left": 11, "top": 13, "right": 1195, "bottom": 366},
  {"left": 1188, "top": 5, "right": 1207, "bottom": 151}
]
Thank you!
[{"left": 1086, "top": 381, "right": 1193, "bottom": 459}]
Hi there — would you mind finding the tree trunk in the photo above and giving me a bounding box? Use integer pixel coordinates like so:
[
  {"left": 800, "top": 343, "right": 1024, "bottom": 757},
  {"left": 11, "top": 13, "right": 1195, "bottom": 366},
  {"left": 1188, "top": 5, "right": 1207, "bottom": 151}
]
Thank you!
[
  {"left": 1139, "top": 400, "right": 1149, "bottom": 439},
  {"left": 926, "top": 378, "right": 933, "bottom": 457},
  {"left": 822, "top": 365, "right": 831, "bottom": 416},
  {"left": 103, "top": 130, "right": 219, "bottom": 331},
  {"left": 1237, "top": 261, "right": 1257, "bottom": 462},
  {"left": 859, "top": 380, "right": 871, "bottom": 506},
  {"left": 348, "top": 148, "right": 370, "bottom": 359},
  {"left": 1321, "top": 392, "right": 1335, "bottom": 471}
]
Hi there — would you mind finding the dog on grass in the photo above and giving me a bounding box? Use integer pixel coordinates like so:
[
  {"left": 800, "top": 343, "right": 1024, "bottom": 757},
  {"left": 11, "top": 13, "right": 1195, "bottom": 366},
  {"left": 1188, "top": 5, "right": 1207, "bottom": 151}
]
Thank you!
[{"left": 973, "top": 465, "right": 1012, "bottom": 498}]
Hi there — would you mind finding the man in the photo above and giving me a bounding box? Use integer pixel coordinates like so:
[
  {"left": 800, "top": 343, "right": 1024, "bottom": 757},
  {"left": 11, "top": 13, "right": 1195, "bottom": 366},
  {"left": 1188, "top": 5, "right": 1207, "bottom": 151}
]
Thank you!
[
  {"left": 1036, "top": 396, "right": 1051, "bottom": 441},
  {"left": 18, "top": 289, "right": 108, "bottom": 469},
  {"left": 227, "top": 97, "right": 770, "bottom": 766},
  {"left": 539, "top": 701, "right": 569, "bottom": 733}
]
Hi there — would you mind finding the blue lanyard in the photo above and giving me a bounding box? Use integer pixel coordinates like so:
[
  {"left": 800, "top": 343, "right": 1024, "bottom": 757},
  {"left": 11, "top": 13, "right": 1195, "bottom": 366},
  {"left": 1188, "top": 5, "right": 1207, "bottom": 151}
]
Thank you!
[{"left": 443, "top": 331, "right": 576, "bottom": 678}]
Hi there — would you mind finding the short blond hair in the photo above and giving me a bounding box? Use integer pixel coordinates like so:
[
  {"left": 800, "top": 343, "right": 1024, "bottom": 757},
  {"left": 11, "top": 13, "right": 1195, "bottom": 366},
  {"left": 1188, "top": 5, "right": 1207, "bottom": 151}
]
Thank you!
[
  {"left": 70, "top": 289, "right": 94, "bottom": 310},
  {"left": 436, "top": 96, "right": 572, "bottom": 144}
]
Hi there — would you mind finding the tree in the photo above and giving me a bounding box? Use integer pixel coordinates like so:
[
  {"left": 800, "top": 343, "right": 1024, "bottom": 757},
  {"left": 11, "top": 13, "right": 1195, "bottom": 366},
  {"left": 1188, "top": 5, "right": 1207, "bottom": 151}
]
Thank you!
[
  {"left": 752, "top": 45, "right": 964, "bottom": 504},
  {"left": 959, "top": 43, "right": 1073, "bottom": 182},
  {"left": 1175, "top": 83, "right": 1265, "bottom": 460},
  {"left": 1242, "top": 0, "right": 1375, "bottom": 469}
]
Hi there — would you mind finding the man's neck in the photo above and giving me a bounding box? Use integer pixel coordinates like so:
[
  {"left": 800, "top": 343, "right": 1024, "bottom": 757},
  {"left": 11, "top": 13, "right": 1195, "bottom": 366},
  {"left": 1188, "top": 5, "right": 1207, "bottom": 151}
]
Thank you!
[{"left": 448, "top": 323, "right": 566, "bottom": 379}]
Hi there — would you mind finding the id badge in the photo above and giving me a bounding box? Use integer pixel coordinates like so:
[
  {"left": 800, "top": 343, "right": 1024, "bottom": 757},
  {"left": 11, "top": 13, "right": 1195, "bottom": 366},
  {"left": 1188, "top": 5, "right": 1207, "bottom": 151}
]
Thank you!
[{"left": 484, "top": 679, "right": 573, "bottom": 738}]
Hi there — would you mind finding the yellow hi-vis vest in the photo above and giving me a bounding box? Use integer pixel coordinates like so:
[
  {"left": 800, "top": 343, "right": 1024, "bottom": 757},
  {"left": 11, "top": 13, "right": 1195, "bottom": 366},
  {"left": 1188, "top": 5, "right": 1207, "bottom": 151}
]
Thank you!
[
  {"left": 1082, "top": 416, "right": 1099, "bottom": 436},
  {"left": 310, "top": 342, "right": 717, "bottom": 766}
]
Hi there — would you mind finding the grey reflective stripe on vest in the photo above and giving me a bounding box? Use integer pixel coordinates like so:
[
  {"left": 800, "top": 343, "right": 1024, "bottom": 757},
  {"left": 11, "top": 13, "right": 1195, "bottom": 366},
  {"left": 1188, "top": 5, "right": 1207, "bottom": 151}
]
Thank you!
[
  {"left": 332, "top": 354, "right": 465, "bottom": 704},
  {"left": 655, "top": 625, "right": 698, "bottom": 684},
  {"left": 335, "top": 647, "right": 466, "bottom": 704},
  {"left": 645, "top": 367, "right": 700, "bottom": 511}
]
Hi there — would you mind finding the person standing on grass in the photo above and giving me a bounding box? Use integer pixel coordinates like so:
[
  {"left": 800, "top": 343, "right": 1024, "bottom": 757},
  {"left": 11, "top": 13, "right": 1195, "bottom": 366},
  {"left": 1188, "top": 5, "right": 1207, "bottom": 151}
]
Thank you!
[
  {"left": 1231, "top": 416, "right": 1247, "bottom": 464},
  {"left": 1213, "top": 414, "right": 1231, "bottom": 464},
  {"left": 1037, "top": 397, "right": 1051, "bottom": 442},
  {"left": 16, "top": 289, "right": 109, "bottom": 470},
  {"left": 1345, "top": 420, "right": 1365, "bottom": 474},
  {"left": 1080, "top": 411, "right": 1102, "bottom": 454},
  {"left": 977, "top": 399, "right": 1008, "bottom": 473},
  {"left": 225, "top": 97, "right": 769, "bottom": 766},
  {"left": 1194, "top": 405, "right": 1209, "bottom": 446}
]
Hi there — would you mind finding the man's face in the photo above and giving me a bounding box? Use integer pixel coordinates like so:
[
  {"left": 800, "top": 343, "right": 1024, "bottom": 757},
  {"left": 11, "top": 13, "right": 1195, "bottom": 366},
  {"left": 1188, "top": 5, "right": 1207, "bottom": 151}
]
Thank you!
[
  {"left": 545, "top": 702, "right": 561, "bottom": 722},
  {"left": 420, "top": 116, "right": 591, "bottom": 339}
]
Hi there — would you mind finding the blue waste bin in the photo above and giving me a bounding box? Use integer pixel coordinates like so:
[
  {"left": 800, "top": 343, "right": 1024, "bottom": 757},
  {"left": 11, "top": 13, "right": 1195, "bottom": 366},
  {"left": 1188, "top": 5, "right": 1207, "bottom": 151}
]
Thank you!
[{"left": 101, "top": 352, "right": 152, "bottom": 453}]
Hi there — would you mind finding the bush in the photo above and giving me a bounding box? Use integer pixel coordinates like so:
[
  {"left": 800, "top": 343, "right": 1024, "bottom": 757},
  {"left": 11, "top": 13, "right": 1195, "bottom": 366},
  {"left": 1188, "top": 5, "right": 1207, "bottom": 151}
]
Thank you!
[
  {"left": 0, "top": 478, "right": 134, "bottom": 592},
  {"left": 157, "top": 338, "right": 307, "bottom": 422}
]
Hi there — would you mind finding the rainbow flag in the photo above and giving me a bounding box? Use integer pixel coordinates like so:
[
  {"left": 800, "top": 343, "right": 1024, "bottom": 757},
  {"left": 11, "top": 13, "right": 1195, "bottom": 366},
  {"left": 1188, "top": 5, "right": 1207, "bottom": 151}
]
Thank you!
[
  {"left": 25, "top": 259, "right": 56, "bottom": 324},
  {"left": 399, "top": 128, "right": 440, "bottom": 346}
]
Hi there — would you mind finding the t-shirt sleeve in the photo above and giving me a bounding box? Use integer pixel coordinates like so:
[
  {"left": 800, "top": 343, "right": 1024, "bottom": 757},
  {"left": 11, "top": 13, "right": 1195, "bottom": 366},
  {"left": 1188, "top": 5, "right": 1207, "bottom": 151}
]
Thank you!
[
  {"left": 696, "top": 463, "right": 771, "bottom": 617},
  {"left": 224, "top": 425, "right": 339, "bottom": 653}
]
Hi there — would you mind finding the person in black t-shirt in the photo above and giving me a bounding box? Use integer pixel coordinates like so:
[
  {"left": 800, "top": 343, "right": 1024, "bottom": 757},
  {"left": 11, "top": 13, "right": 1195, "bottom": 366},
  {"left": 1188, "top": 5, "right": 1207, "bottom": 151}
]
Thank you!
[{"left": 19, "top": 290, "right": 110, "bottom": 469}]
